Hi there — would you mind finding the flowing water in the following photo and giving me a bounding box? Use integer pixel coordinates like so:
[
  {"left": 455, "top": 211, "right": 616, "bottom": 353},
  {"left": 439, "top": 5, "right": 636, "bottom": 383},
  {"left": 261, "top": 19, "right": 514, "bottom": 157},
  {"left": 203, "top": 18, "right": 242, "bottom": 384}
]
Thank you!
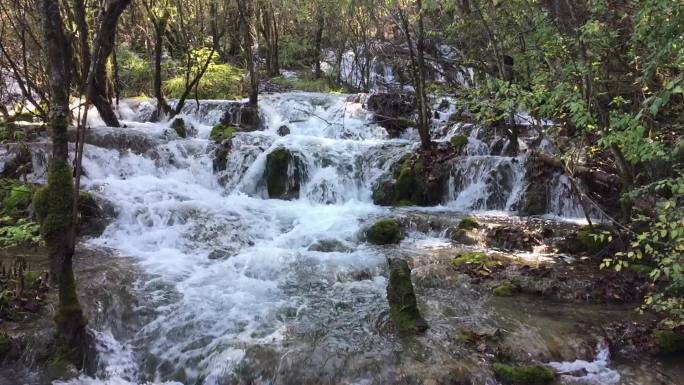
[{"left": 8, "top": 93, "right": 680, "bottom": 385}]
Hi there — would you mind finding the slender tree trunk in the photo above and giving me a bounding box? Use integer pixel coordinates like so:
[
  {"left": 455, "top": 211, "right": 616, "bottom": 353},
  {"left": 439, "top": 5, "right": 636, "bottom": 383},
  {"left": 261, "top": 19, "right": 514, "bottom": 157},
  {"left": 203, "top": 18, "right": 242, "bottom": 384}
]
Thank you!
[
  {"left": 73, "top": 0, "right": 90, "bottom": 89},
  {"left": 415, "top": 0, "right": 431, "bottom": 150},
  {"left": 238, "top": 0, "right": 259, "bottom": 106},
  {"left": 36, "top": 0, "right": 88, "bottom": 367},
  {"left": 88, "top": 0, "right": 133, "bottom": 127},
  {"left": 313, "top": 10, "right": 324, "bottom": 79}
]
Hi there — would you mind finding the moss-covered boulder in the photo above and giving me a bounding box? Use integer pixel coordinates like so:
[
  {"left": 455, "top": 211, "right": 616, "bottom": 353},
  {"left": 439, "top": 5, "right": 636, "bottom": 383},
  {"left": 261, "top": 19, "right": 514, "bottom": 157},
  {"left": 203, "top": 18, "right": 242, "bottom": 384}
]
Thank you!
[
  {"left": 654, "top": 329, "right": 684, "bottom": 355},
  {"left": 372, "top": 155, "right": 448, "bottom": 206},
  {"left": 210, "top": 123, "right": 237, "bottom": 142},
  {"left": 386, "top": 258, "right": 428, "bottom": 335},
  {"left": 366, "top": 93, "right": 416, "bottom": 138},
  {"left": 365, "top": 219, "right": 403, "bottom": 245},
  {"left": 77, "top": 192, "right": 109, "bottom": 237},
  {"left": 492, "top": 363, "right": 555, "bottom": 384},
  {"left": 458, "top": 217, "right": 479, "bottom": 230},
  {"left": 264, "top": 148, "right": 306, "bottom": 200},
  {"left": 450, "top": 135, "right": 468, "bottom": 154},
  {"left": 170, "top": 118, "right": 187, "bottom": 138}
]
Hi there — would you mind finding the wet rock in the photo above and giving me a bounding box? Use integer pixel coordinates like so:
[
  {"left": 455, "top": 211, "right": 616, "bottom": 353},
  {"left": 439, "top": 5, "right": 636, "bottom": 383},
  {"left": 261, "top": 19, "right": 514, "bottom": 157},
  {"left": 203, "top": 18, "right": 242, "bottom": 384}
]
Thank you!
[
  {"left": 372, "top": 154, "right": 449, "bottom": 206},
  {"left": 492, "top": 363, "right": 555, "bottom": 384},
  {"left": 386, "top": 258, "right": 427, "bottom": 335},
  {"left": 208, "top": 248, "right": 236, "bottom": 260},
  {"left": 365, "top": 93, "right": 416, "bottom": 138},
  {"left": 68, "top": 126, "right": 159, "bottom": 155},
  {"left": 365, "top": 219, "right": 404, "bottom": 245},
  {"left": 519, "top": 151, "right": 562, "bottom": 216},
  {"left": 264, "top": 148, "right": 306, "bottom": 200},
  {"left": 450, "top": 135, "right": 468, "bottom": 155},
  {"left": 1, "top": 144, "right": 32, "bottom": 179},
  {"left": 211, "top": 138, "right": 233, "bottom": 173},
  {"left": 308, "top": 239, "right": 350, "bottom": 252},
  {"left": 170, "top": 118, "right": 187, "bottom": 138},
  {"left": 277, "top": 125, "right": 291, "bottom": 136},
  {"left": 449, "top": 218, "right": 481, "bottom": 245},
  {"left": 219, "top": 104, "right": 262, "bottom": 131},
  {"left": 485, "top": 225, "right": 540, "bottom": 252},
  {"left": 492, "top": 281, "right": 516, "bottom": 297},
  {"left": 77, "top": 192, "right": 112, "bottom": 237}
]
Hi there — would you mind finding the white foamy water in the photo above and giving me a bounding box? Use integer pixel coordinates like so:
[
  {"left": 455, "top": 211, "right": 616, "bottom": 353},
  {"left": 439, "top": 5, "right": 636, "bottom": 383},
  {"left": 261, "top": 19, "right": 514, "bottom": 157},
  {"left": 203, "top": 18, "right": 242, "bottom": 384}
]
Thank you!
[
  {"left": 549, "top": 345, "right": 621, "bottom": 385},
  {"left": 51, "top": 92, "right": 599, "bottom": 385}
]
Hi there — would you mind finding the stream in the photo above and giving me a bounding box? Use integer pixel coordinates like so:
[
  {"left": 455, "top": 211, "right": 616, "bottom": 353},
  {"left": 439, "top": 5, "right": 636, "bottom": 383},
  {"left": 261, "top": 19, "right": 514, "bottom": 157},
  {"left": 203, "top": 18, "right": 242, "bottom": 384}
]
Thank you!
[{"left": 7, "top": 92, "right": 682, "bottom": 385}]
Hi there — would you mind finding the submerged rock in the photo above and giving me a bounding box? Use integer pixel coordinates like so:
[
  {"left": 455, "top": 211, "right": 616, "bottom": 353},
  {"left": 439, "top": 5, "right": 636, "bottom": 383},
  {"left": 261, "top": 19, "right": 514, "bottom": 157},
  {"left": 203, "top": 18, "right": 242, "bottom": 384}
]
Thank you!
[
  {"left": 264, "top": 148, "right": 306, "bottom": 200},
  {"left": 386, "top": 258, "right": 427, "bottom": 335},
  {"left": 277, "top": 125, "right": 291, "bottom": 136},
  {"left": 492, "top": 363, "right": 555, "bottom": 384},
  {"left": 170, "top": 118, "right": 187, "bottom": 138},
  {"left": 77, "top": 192, "right": 112, "bottom": 237},
  {"left": 308, "top": 239, "right": 350, "bottom": 253},
  {"left": 365, "top": 219, "right": 404, "bottom": 245}
]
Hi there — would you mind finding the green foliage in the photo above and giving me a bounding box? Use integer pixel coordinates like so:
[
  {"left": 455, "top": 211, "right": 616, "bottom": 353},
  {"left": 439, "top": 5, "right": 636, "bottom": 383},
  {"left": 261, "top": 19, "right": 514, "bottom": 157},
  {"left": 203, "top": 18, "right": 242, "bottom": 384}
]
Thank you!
[
  {"left": 210, "top": 124, "right": 236, "bottom": 142},
  {"left": 653, "top": 329, "right": 684, "bottom": 355},
  {"left": 271, "top": 75, "right": 342, "bottom": 93},
  {"left": 1, "top": 181, "right": 33, "bottom": 217},
  {"left": 163, "top": 50, "right": 244, "bottom": 100},
  {"left": 0, "top": 218, "right": 42, "bottom": 248},
  {"left": 492, "top": 363, "right": 555, "bottom": 384},
  {"left": 576, "top": 227, "right": 611, "bottom": 254},
  {"left": 603, "top": 175, "right": 684, "bottom": 326},
  {"left": 366, "top": 219, "right": 403, "bottom": 245},
  {"left": 452, "top": 252, "right": 490, "bottom": 267},
  {"left": 117, "top": 46, "right": 153, "bottom": 97}
]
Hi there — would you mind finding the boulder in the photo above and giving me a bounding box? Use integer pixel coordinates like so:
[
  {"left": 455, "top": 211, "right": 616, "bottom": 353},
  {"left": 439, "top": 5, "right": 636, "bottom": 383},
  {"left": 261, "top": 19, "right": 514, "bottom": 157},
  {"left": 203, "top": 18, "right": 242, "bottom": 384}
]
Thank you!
[
  {"left": 277, "top": 125, "right": 291, "bottom": 136},
  {"left": 308, "top": 239, "right": 350, "bottom": 252},
  {"left": 386, "top": 258, "right": 428, "bottom": 335},
  {"left": 485, "top": 225, "right": 540, "bottom": 251},
  {"left": 372, "top": 155, "right": 449, "bottom": 206},
  {"left": 219, "top": 104, "right": 262, "bottom": 132},
  {"left": 264, "top": 148, "right": 306, "bottom": 200},
  {"left": 365, "top": 219, "right": 404, "bottom": 245},
  {"left": 170, "top": 118, "right": 187, "bottom": 138},
  {"left": 450, "top": 135, "right": 468, "bottom": 155},
  {"left": 77, "top": 192, "right": 112, "bottom": 237},
  {"left": 365, "top": 93, "right": 417, "bottom": 138}
]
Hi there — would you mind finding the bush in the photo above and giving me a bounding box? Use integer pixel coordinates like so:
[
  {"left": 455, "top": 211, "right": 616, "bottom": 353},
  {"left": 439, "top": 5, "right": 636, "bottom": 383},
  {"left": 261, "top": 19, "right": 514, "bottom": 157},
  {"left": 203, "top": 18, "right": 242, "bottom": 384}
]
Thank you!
[{"left": 271, "top": 75, "right": 342, "bottom": 93}]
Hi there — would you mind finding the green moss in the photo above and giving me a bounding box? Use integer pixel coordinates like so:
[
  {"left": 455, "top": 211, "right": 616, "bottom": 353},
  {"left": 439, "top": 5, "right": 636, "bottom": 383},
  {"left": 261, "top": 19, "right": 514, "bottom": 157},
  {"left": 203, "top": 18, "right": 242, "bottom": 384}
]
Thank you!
[
  {"left": 24, "top": 271, "right": 42, "bottom": 289},
  {"left": 450, "top": 135, "right": 468, "bottom": 154},
  {"left": 366, "top": 219, "right": 404, "bottom": 245},
  {"left": 493, "top": 363, "right": 555, "bottom": 384},
  {"left": 452, "top": 252, "right": 489, "bottom": 267},
  {"left": 170, "top": 118, "right": 187, "bottom": 138},
  {"left": 1, "top": 181, "right": 33, "bottom": 216},
  {"left": 386, "top": 258, "right": 427, "bottom": 334},
  {"left": 576, "top": 226, "right": 610, "bottom": 253},
  {"left": 493, "top": 281, "right": 515, "bottom": 297},
  {"left": 0, "top": 330, "right": 10, "bottom": 357},
  {"left": 458, "top": 217, "right": 480, "bottom": 230},
  {"left": 654, "top": 329, "right": 684, "bottom": 355},
  {"left": 456, "top": 329, "right": 475, "bottom": 344},
  {"left": 210, "top": 124, "right": 237, "bottom": 142},
  {"left": 33, "top": 161, "right": 73, "bottom": 256}
]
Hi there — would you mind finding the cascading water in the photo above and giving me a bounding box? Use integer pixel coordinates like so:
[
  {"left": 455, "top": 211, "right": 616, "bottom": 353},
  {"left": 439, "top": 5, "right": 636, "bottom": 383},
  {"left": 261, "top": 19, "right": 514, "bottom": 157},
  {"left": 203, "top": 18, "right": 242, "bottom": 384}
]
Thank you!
[{"left": 36, "top": 92, "right": 623, "bottom": 385}]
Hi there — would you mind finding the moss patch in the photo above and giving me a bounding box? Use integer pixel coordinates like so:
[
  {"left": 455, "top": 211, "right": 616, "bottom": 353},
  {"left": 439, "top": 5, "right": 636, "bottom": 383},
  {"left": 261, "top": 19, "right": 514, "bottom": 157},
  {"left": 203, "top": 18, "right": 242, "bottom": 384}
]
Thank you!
[
  {"left": 386, "top": 258, "right": 428, "bottom": 335},
  {"left": 452, "top": 252, "right": 489, "bottom": 267},
  {"left": 366, "top": 219, "right": 403, "bottom": 245},
  {"left": 493, "top": 281, "right": 515, "bottom": 297},
  {"left": 458, "top": 217, "right": 480, "bottom": 230},
  {"left": 654, "top": 329, "right": 684, "bottom": 355},
  {"left": 450, "top": 135, "right": 468, "bottom": 154},
  {"left": 210, "top": 124, "right": 237, "bottom": 142},
  {"left": 493, "top": 363, "right": 555, "bottom": 384}
]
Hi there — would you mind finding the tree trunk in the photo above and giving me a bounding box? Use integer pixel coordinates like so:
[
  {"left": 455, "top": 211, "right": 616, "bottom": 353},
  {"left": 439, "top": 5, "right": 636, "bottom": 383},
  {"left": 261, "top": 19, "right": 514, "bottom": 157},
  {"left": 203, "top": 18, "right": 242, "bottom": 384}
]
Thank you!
[
  {"left": 414, "top": 0, "right": 431, "bottom": 150},
  {"left": 88, "top": 0, "right": 133, "bottom": 127},
  {"left": 238, "top": 0, "right": 259, "bottom": 106},
  {"left": 313, "top": 10, "right": 324, "bottom": 79},
  {"left": 73, "top": 0, "right": 90, "bottom": 90},
  {"left": 36, "top": 0, "right": 88, "bottom": 367}
]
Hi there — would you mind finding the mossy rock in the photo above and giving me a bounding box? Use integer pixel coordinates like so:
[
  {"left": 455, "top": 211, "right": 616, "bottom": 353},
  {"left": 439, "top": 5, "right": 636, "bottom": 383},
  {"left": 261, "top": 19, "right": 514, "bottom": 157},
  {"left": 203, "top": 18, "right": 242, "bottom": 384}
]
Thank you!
[
  {"left": 170, "top": 118, "right": 187, "bottom": 138},
  {"left": 264, "top": 148, "right": 305, "bottom": 200},
  {"left": 654, "top": 329, "right": 684, "bottom": 355},
  {"left": 450, "top": 228, "right": 476, "bottom": 245},
  {"left": 0, "top": 330, "right": 10, "bottom": 358},
  {"left": 372, "top": 155, "right": 448, "bottom": 206},
  {"left": 493, "top": 281, "right": 515, "bottom": 297},
  {"left": 365, "top": 219, "right": 403, "bottom": 245},
  {"left": 492, "top": 363, "right": 555, "bottom": 384},
  {"left": 519, "top": 187, "right": 547, "bottom": 216},
  {"left": 450, "top": 135, "right": 468, "bottom": 154},
  {"left": 457, "top": 217, "right": 480, "bottom": 230},
  {"left": 386, "top": 258, "right": 428, "bottom": 335},
  {"left": 452, "top": 252, "right": 489, "bottom": 267},
  {"left": 210, "top": 124, "right": 237, "bottom": 142}
]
